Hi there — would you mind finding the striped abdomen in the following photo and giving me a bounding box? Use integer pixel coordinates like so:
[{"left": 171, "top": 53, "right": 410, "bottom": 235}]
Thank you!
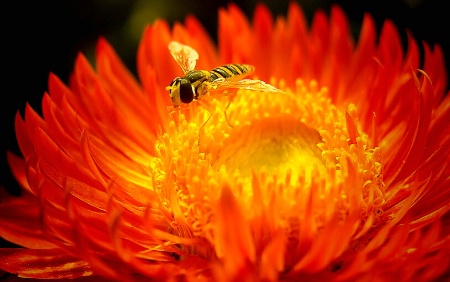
[{"left": 209, "top": 64, "right": 255, "bottom": 82}]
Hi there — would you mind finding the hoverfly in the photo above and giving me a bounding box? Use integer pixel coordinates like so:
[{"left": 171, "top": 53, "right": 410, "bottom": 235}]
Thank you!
[{"left": 166, "top": 41, "right": 283, "bottom": 126}]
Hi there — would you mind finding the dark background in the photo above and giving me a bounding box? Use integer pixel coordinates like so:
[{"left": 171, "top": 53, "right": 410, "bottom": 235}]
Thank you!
[{"left": 1, "top": 0, "right": 449, "bottom": 247}]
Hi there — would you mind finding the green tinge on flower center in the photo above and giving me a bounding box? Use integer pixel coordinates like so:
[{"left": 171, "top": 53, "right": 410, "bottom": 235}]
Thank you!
[{"left": 212, "top": 115, "right": 324, "bottom": 184}]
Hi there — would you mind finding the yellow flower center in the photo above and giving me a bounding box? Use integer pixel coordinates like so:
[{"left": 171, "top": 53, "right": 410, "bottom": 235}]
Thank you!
[
  {"left": 212, "top": 115, "right": 324, "bottom": 185},
  {"left": 151, "top": 79, "right": 385, "bottom": 257}
]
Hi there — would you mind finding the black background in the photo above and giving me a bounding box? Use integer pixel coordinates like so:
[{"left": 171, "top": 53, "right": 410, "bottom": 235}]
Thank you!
[{"left": 1, "top": 0, "right": 449, "bottom": 247}]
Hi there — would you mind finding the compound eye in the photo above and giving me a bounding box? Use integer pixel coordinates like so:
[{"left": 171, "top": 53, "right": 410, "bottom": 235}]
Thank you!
[{"left": 179, "top": 79, "right": 195, "bottom": 103}]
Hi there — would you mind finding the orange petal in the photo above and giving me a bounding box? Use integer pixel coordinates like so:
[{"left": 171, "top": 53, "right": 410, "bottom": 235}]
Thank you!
[
  {"left": 0, "top": 191, "right": 54, "bottom": 249},
  {"left": 0, "top": 248, "right": 92, "bottom": 279}
]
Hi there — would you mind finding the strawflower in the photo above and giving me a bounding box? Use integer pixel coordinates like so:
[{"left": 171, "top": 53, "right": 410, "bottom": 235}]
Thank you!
[{"left": 1, "top": 2, "right": 450, "bottom": 281}]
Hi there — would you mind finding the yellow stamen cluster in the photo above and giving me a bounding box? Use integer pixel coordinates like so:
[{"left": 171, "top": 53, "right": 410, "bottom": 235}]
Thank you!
[{"left": 150, "top": 79, "right": 385, "bottom": 262}]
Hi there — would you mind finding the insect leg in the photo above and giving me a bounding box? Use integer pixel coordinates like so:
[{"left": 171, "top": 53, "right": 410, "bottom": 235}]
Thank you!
[
  {"left": 223, "top": 96, "right": 235, "bottom": 128},
  {"left": 167, "top": 105, "right": 176, "bottom": 115},
  {"left": 196, "top": 99, "right": 213, "bottom": 137}
]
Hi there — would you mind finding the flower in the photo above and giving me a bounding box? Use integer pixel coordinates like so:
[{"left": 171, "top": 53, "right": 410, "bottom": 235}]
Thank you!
[{"left": 1, "top": 2, "right": 449, "bottom": 281}]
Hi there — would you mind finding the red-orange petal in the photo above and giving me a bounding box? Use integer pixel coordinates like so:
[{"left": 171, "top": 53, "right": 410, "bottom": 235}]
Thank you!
[{"left": 0, "top": 248, "right": 91, "bottom": 279}]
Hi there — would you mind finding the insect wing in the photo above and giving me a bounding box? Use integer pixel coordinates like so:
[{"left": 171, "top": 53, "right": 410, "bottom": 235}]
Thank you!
[
  {"left": 211, "top": 78, "right": 284, "bottom": 94},
  {"left": 168, "top": 41, "right": 199, "bottom": 73}
]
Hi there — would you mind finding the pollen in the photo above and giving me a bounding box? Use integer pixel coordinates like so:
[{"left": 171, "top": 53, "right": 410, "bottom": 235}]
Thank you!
[{"left": 151, "top": 78, "right": 385, "bottom": 262}]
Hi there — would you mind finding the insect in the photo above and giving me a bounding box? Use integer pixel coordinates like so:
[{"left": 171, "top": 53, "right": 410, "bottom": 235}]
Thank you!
[{"left": 166, "top": 41, "right": 283, "bottom": 111}]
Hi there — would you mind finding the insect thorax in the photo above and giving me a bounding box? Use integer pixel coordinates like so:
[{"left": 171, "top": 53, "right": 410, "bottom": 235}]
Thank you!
[{"left": 185, "top": 70, "right": 211, "bottom": 100}]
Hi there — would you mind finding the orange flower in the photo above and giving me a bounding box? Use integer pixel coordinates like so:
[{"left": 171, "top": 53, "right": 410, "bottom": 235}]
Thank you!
[{"left": 1, "top": 2, "right": 449, "bottom": 281}]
